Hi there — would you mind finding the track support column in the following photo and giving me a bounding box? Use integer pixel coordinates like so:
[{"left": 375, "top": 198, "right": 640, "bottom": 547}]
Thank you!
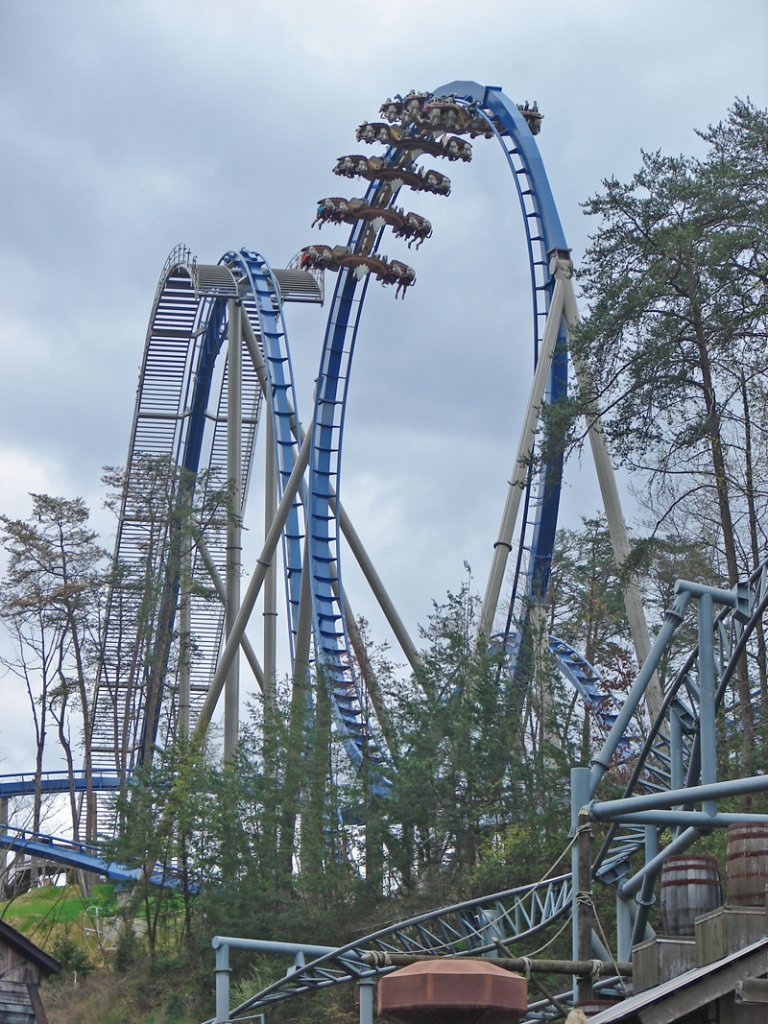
[
  {"left": 264, "top": 412, "right": 278, "bottom": 711},
  {"left": 480, "top": 267, "right": 567, "bottom": 637},
  {"left": 562, "top": 279, "right": 663, "bottom": 721},
  {"left": 213, "top": 939, "right": 231, "bottom": 1023},
  {"left": 359, "top": 976, "right": 375, "bottom": 1024},
  {"left": 224, "top": 298, "right": 242, "bottom": 762},
  {"left": 178, "top": 529, "right": 191, "bottom": 739},
  {"left": 571, "top": 767, "right": 591, "bottom": 1003}
]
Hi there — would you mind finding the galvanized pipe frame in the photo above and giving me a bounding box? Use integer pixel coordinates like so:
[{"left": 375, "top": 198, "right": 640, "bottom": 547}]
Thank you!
[
  {"left": 581, "top": 573, "right": 768, "bottom": 960},
  {"left": 591, "top": 557, "right": 768, "bottom": 889}
]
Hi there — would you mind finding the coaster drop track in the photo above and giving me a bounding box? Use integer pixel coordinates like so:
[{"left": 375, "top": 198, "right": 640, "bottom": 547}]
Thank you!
[{"left": 88, "top": 80, "right": 604, "bottom": 796}]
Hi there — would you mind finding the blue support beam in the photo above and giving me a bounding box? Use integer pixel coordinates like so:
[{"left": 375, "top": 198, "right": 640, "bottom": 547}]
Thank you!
[{"left": 0, "top": 772, "right": 121, "bottom": 798}]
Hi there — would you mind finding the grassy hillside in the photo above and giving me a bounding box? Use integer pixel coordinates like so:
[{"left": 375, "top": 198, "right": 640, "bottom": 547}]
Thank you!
[{"left": 1, "top": 884, "right": 208, "bottom": 1023}]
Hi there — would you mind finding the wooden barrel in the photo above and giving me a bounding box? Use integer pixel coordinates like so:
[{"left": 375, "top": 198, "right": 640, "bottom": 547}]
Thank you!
[
  {"left": 660, "top": 854, "right": 722, "bottom": 935},
  {"left": 726, "top": 823, "right": 768, "bottom": 906}
]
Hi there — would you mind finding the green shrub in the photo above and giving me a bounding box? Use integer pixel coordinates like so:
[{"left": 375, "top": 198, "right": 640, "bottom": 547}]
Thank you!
[{"left": 50, "top": 933, "right": 93, "bottom": 981}]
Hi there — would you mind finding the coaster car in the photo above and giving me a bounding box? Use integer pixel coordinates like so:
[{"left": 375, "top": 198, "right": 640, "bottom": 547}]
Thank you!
[
  {"left": 379, "top": 259, "right": 416, "bottom": 299},
  {"left": 517, "top": 101, "right": 543, "bottom": 135},
  {"left": 421, "top": 99, "right": 493, "bottom": 138},
  {"left": 299, "top": 244, "right": 351, "bottom": 271},
  {"left": 356, "top": 122, "right": 404, "bottom": 145},
  {"left": 356, "top": 122, "right": 472, "bottom": 162},
  {"left": 313, "top": 198, "right": 432, "bottom": 248},
  {"left": 393, "top": 211, "right": 432, "bottom": 248},
  {"left": 299, "top": 247, "right": 415, "bottom": 298},
  {"left": 379, "top": 91, "right": 430, "bottom": 123},
  {"left": 333, "top": 155, "right": 451, "bottom": 196}
]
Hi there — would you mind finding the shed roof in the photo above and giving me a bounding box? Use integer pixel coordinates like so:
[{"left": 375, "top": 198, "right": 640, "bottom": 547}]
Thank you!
[
  {"left": 0, "top": 921, "right": 61, "bottom": 978},
  {"left": 587, "top": 936, "right": 768, "bottom": 1023}
]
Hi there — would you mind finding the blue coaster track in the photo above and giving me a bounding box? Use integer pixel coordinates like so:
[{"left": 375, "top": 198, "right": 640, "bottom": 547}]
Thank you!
[
  {"left": 306, "top": 82, "right": 571, "bottom": 772},
  {"left": 89, "top": 248, "right": 304, "bottom": 793}
]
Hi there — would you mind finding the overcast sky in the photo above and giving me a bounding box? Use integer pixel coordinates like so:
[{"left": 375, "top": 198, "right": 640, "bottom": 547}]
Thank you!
[{"left": 1, "top": 0, "right": 767, "bottom": 774}]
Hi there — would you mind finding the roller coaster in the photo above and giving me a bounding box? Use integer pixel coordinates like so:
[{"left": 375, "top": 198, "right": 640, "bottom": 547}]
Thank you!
[{"left": 3, "top": 81, "right": 768, "bottom": 1022}]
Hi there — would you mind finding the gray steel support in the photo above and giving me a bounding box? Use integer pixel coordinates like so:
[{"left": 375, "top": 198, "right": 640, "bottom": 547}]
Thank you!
[
  {"left": 670, "top": 705, "right": 684, "bottom": 796},
  {"left": 589, "top": 774, "right": 768, "bottom": 819},
  {"left": 241, "top": 314, "right": 421, "bottom": 671},
  {"left": 291, "top": 536, "right": 313, "bottom": 696},
  {"left": 631, "top": 827, "right": 659, "bottom": 947},
  {"left": 480, "top": 273, "right": 567, "bottom": 637},
  {"left": 599, "top": 808, "right": 768, "bottom": 828},
  {"left": 698, "top": 591, "right": 716, "bottom": 813},
  {"left": 335, "top": 503, "right": 422, "bottom": 671},
  {"left": 616, "top": 895, "right": 632, "bottom": 964},
  {"left": 339, "top": 580, "right": 401, "bottom": 762},
  {"left": 264, "top": 413, "right": 278, "bottom": 710},
  {"left": 619, "top": 826, "right": 702, "bottom": 899},
  {"left": 192, "top": 429, "right": 312, "bottom": 744},
  {"left": 588, "top": 590, "right": 690, "bottom": 794},
  {"left": 571, "top": 767, "right": 591, "bottom": 1001},
  {"left": 562, "top": 278, "right": 663, "bottom": 722},
  {"left": 359, "top": 976, "right": 375, "bottom": 1024},
  {"left": 224, "top": 298, "right": 242, "bottom": 762},
  {"left": 191, "top": 525, "right": 265, "bottom": 690},
  {"left": 591, "top": 930, "right": 612, "bottom": 963},
  {"left": 214, "top": 940, "right": 231, "bottom": 1023},
  {"left": 178, "top": 539, "right": 191, "bottom": 739},
  {"left": 676, "top": 578, "right": 746, "bottom": 608},
  {"left": 212, "top": 936, "right": 342, "bottom": 958}
]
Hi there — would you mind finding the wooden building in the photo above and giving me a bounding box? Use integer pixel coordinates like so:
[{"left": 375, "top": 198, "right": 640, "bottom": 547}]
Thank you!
[
  {"left": 590, "top": 906, "right": 768, "bottom": 1023},
  {"left": 0, "top": 922, "right": 60, "bottom": 1024}
]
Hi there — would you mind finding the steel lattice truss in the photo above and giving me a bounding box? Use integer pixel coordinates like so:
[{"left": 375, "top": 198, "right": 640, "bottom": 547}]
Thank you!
[{"left": 207, "top": 873, "right": 573, "bottom": 1022}]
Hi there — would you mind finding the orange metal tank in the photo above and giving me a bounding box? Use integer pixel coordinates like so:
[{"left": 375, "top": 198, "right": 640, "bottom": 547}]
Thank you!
[{"left": 377, "top": 960, "right": 528, "bottom": 1024}]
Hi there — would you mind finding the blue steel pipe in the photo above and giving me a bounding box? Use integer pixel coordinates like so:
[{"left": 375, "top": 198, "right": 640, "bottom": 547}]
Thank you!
[
  {"left": 630, "top": 827, "right": 659, "bottom": 948},
  {"left": 601, "top": 810, "right": 768, "bottom": 828},
  {"left": 619, "top": 826, "right": 703, "bottom": 899},
  {"left": 589, "top": 774, "right": 768, "bottom": 818},
  {"left": 698, "top": 591, "right": 717, "bottom": 816},
  {"left": 212, "top": 936, "right": 355, "bottom": 959},
  {"left": 589, "top": 591, "right": 690, "bottom": 793}
]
